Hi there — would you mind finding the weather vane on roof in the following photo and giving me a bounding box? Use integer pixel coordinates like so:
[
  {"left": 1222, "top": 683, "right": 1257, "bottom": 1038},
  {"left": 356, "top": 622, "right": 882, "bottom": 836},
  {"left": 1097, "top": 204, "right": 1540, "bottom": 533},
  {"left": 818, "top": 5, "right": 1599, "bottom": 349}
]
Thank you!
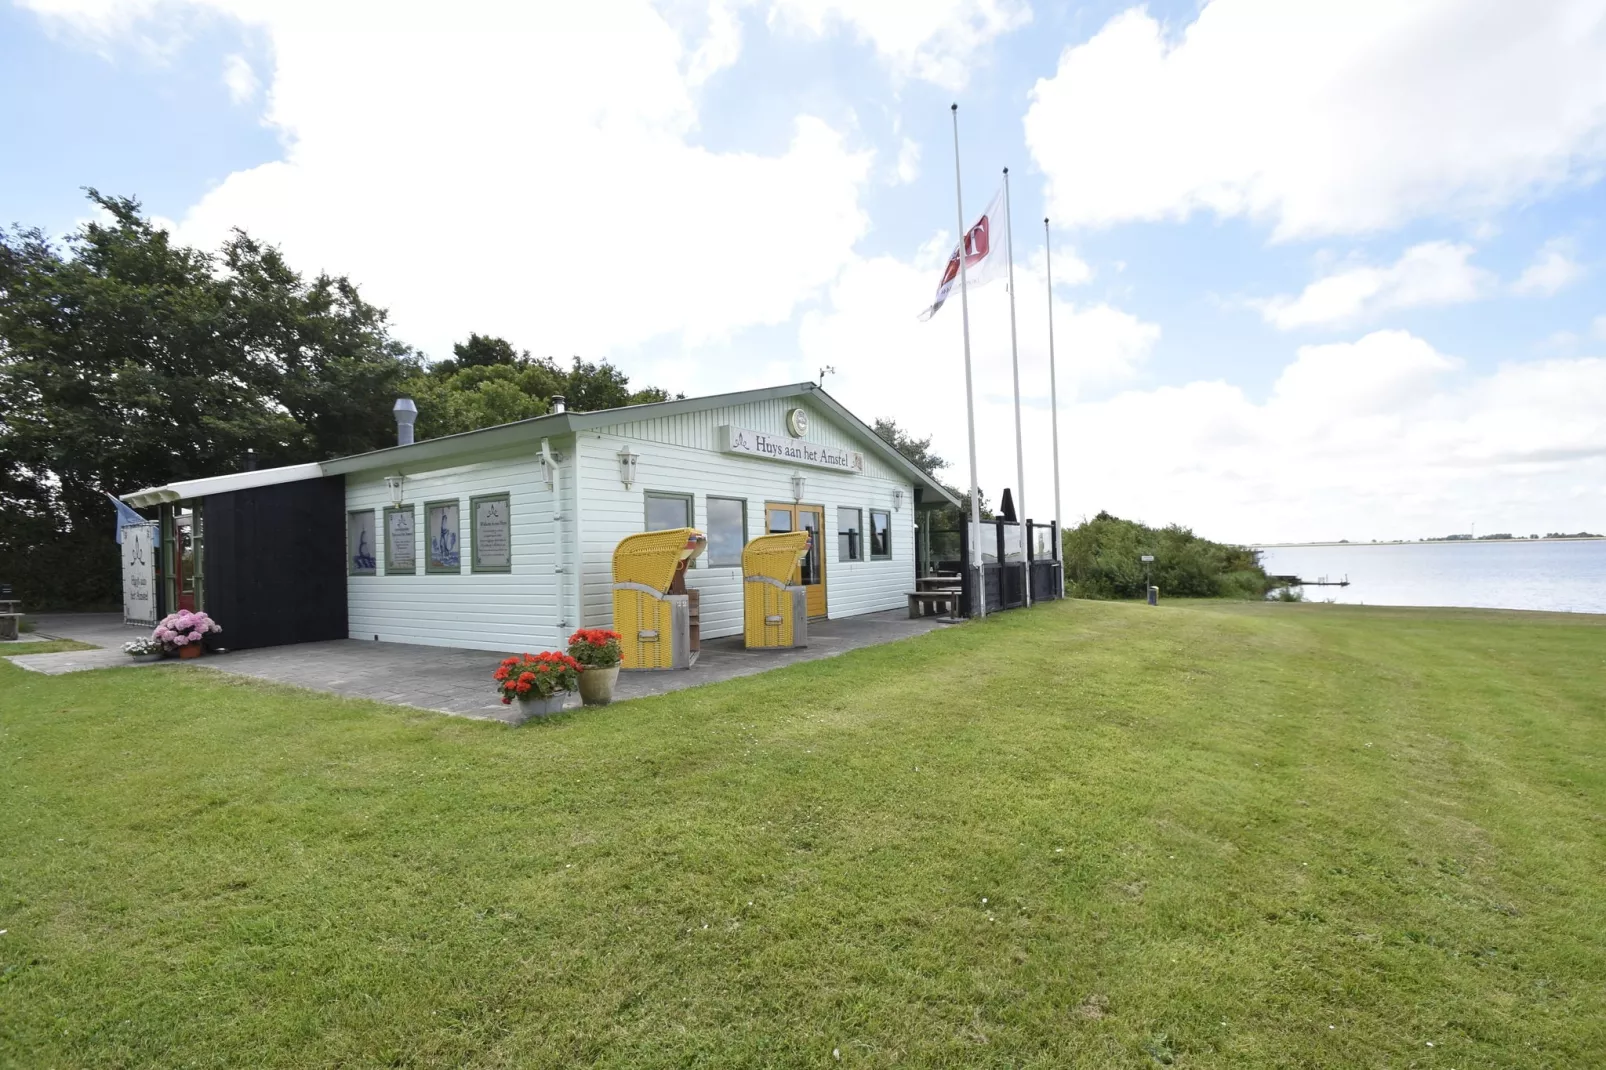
[{"left": 818, "top": 365, "right": 836, "bottom": 385}]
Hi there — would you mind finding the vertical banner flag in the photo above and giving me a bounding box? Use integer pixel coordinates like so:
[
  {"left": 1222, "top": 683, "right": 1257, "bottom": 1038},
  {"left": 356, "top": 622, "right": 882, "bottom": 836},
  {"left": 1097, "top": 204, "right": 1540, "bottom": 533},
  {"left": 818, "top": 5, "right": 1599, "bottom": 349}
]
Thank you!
[{"left": 919, "top": 186, "right": 1008, "bottom": 321}]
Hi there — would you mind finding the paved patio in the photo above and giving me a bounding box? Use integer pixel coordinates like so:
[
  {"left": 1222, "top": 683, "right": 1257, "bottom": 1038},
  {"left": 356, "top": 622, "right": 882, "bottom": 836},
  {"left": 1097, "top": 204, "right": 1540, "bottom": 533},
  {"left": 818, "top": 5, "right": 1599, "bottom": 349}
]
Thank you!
[{"left": 9, "top": 611, "right": 952, "bottom": 723}]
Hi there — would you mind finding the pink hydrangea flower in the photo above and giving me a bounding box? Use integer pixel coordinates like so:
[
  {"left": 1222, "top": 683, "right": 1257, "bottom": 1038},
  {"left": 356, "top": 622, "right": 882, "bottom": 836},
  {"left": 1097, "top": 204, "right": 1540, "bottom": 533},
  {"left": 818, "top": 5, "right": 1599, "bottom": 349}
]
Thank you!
[{"left": 187, "top": 630, "right": 202, "bottom": 642}]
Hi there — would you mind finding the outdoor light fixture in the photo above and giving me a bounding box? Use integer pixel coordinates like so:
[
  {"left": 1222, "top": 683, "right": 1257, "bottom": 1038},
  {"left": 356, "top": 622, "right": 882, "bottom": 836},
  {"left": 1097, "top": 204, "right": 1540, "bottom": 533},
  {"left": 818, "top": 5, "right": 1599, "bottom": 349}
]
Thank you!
[
  {"left": 791, "top": 472, "right": 806, "bottom": 502},
  {"left": 385, "top": 475, "right": 406, "bottom": 507},
  {"left": 617, "top": 446, "right": 640, "bottom": 489},
  {"left": 893, "top": 488, "right": 904, "bottom": 511}
]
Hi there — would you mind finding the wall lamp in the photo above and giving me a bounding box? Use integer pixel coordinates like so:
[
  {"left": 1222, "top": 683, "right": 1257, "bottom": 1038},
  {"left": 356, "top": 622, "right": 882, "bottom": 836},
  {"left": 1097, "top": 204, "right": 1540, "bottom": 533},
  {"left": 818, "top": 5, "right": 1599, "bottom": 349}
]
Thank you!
[
  {"left": 618, "top": 446, "right": 640, "bottom": 489},
  {"left": 791, "top": 472, "right": 806, "bottom": 503},
  {"left": 385, "top": 475, "right": 406, "bottom": 507},
  {"left": 893, "top": 488, "right": 904, "bottom": 511}
]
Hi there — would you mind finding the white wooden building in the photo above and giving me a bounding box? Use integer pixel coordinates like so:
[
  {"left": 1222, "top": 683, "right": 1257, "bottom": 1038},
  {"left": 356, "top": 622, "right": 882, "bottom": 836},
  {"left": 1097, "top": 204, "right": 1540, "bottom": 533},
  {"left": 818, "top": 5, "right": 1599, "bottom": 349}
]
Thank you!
[{"left": 122, "top": 383, "right": 959, "bottom": 653}]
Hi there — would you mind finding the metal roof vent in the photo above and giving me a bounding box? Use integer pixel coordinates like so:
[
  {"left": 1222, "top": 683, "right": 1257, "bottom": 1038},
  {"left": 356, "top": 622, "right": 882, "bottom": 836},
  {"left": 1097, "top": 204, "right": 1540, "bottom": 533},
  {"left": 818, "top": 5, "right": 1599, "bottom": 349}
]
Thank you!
[{"left": 393, "top": 397, "right": 418, "bottom": 446}]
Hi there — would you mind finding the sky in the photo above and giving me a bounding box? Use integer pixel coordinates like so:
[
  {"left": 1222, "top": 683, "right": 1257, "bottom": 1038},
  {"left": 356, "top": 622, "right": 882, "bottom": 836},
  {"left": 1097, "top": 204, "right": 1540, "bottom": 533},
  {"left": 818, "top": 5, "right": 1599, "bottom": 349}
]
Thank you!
[{"left": 4, "top": 0, "right": 1605, "bottom": 544}]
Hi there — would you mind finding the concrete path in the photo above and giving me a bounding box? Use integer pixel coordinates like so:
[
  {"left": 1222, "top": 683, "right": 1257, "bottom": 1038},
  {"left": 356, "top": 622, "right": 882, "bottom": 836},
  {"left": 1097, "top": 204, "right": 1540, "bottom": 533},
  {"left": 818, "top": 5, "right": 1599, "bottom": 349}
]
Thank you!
[{"left": 7, "top": 611, "right": 952, "bottom": 723}]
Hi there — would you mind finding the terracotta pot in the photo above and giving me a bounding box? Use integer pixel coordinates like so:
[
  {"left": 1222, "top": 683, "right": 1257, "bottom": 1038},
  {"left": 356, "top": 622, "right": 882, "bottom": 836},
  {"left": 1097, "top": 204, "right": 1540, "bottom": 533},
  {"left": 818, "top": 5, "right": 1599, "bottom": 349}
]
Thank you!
[
  {"left": 578, "top": 665, "right": 621, "bottom": 706},
  {"left": 177, "top": 645, "right": 202, "bottom": 659}
]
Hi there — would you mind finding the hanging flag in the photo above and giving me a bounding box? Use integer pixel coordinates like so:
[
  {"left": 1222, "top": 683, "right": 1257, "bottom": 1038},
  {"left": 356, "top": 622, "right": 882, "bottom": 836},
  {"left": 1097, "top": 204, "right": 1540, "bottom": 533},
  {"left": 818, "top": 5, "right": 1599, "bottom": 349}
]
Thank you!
[
  {"left": 919, "top": 185, "right": 1008, "bottom": 321},
  {"left": 106, "top": 492, "right": 146, "bottom": 544}
]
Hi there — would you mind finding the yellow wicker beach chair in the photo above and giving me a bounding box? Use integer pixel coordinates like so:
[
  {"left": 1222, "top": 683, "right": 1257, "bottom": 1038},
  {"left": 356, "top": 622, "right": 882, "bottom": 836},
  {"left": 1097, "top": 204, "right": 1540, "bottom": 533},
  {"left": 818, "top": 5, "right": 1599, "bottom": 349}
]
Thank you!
[
  {"left": 742, "top": 531, "right": 810, "bottom": 649},
  {"left": 612, "top": 528, "right": 707, "bottom": 670}
]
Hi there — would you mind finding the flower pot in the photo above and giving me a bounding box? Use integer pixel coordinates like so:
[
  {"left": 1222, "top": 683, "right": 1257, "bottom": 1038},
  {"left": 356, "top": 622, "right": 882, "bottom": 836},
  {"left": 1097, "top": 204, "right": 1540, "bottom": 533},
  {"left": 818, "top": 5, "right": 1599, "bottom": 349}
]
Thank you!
[
  {"left": 578, "top": 665, "right": 621, "bottom": 706},
  {"left": 129, "top": 652, "right": 164, "bottom": 664},
  {"left": 177, "top": 645, "right": 202, "bottom": 659},
  {"left": 509, "top": 691, "right": 572, "bottom": 724}
]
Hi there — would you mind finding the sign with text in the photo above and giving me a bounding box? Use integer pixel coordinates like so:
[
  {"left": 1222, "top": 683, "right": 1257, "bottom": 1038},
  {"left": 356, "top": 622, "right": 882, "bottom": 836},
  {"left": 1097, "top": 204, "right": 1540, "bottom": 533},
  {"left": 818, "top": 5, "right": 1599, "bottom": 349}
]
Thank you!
[
  {"left": 386, "top": 507, "right": 415, "bottom": 574},
  {"left": 472, "top": 496, "right": 511, "bottom": 571},
  {"left": 719, "top": 425, "right": 864, "bottom": 474},
  {"left": 121, "top": 521, "right": 158, "bottom": 626}
]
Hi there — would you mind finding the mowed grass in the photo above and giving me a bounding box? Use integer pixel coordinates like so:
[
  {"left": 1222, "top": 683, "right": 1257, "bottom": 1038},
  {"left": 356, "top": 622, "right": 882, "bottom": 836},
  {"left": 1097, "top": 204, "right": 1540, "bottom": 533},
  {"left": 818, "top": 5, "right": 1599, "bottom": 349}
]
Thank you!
[
  {"left": 2, "top": 601, "right": 1604, "bottom": 1068},
  {"left": 0, "top": 639, "right": 97, "bottom": 656}
]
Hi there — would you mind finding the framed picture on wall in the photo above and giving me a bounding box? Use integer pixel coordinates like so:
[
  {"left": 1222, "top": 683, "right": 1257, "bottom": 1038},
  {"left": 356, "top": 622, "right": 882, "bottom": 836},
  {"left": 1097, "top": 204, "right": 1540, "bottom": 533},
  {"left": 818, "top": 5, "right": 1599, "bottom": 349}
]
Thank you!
[
  {"left": 471, "top": 493, "right": 512, "bottom": 573},
  {"left": 384, "top": 505, "right": 416, "bottom": 575},
  {"left": 348, "top": 510, "right": 376, "bottom": 575},
  {"left": 425, "top": 500, "right": 461, "bottom": 573}
]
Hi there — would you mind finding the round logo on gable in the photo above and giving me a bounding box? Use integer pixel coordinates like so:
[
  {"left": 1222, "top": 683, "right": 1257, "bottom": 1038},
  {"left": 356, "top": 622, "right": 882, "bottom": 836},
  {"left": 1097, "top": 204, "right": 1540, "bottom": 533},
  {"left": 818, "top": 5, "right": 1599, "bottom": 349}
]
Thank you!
[{"left": 786, "top": 407, "right": 809, "bottom": 437}]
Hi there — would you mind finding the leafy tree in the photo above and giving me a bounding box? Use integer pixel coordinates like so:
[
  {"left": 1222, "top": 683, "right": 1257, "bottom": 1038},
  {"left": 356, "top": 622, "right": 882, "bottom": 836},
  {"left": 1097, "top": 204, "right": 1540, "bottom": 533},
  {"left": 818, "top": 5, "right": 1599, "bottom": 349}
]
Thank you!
[
  {"left": 404, "top": 340, "right": 672, "bottom": 439},
  {"left": 872, "top": 417, "right": 947, "bottom": 477},
  {"left": 0, "top": 192, "right": 421, "bottom": 608}
]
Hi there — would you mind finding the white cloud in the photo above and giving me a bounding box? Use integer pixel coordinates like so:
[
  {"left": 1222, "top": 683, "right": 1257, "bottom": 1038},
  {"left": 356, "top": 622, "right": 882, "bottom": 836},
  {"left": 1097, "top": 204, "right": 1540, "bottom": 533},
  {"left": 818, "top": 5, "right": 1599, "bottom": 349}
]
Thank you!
[
  {"left": 1513, "top": 238, "right": 1585, "bottom": 296},
  {"left": 1061, "top": 333, "right": 1606, "bottom": 542},
  {"left": 1593, "top": 314, "right": 1606, "bottom": 341},
  {"left": 797, "top": 246, "right": 1158, "bottom": 516},
  {"left": 25, "top": 0, "right": 874, "bottom": 360},
  {"left": 221, "top": 52, "right": 258, "bottom": 104},
  {"left": 768, "top": 0, "right": 1030, "bottom": 89},
  {"left": 1024, "top": 0, "right": 1606, "bottom": 238},
  {"left": 1258, "top": 241, "right": 1493, "bottom": 330},
  {"left": 892, "top": 136, "right": 920, "bottom": 185}
]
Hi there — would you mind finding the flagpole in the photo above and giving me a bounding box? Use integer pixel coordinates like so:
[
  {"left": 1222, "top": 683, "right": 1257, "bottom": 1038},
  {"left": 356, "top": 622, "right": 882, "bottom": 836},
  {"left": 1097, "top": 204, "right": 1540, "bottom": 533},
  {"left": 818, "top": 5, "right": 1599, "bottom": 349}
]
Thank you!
[
  {"left": 1044, "top": 216, "right": 1064, "bottom": 598},
  {"left": 1003, "top": 167, "right": 1028, "bottom": 607},
  {"left": 951, "top": 103, "right": 985, "bottom": 618}
]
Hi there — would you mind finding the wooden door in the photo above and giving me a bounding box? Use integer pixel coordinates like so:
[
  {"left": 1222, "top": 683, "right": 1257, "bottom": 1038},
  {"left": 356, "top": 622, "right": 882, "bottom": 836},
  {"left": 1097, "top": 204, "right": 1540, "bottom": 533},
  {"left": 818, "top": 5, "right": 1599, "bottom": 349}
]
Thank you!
[{"left": 766, "top": 503, "right": 828, "bottom": 618}]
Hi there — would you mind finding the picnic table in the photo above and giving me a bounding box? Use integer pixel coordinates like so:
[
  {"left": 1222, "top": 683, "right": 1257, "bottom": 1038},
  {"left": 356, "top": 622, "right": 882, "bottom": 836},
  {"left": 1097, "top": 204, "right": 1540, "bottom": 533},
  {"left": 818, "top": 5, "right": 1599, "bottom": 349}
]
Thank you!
[{"left": 908, "top": 576, "right": 962, "bottom": 619}]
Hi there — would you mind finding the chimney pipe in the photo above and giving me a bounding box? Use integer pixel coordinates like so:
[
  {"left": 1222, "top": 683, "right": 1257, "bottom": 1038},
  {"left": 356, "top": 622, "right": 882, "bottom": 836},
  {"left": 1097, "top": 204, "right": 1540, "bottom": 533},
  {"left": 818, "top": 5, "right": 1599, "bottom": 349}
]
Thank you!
[
  {"left": 243, "top": 448, "right": 257, "bottom": 472},
  {"left": 393, "top": 397, "right": 418, "bottom": 446},
  {"left": 552, "top": 394, "right": 566, "bottom": 414}
]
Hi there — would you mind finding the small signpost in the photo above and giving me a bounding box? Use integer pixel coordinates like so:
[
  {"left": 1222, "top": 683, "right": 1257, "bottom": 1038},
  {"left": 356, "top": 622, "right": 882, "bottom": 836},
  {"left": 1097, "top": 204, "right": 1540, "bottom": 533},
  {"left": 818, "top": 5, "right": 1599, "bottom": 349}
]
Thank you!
[{"left": 1141, "top": 554, "right": 1156, "bottom": 606}]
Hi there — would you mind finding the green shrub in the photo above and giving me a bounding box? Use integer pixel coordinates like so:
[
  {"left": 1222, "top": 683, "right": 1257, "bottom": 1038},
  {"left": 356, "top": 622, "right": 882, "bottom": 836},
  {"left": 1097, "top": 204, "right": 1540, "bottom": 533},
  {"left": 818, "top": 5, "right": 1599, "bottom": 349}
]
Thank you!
[{"left": 1063, "top": 511, "right": 1271, "bottom": 600}]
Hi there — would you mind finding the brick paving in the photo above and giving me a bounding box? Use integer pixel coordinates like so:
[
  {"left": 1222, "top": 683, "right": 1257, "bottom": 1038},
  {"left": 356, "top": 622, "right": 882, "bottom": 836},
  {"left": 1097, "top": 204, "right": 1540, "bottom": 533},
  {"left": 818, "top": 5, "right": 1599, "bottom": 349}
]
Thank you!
[{"left": 8, "top": 611, "right": 951, "bottom": 724}]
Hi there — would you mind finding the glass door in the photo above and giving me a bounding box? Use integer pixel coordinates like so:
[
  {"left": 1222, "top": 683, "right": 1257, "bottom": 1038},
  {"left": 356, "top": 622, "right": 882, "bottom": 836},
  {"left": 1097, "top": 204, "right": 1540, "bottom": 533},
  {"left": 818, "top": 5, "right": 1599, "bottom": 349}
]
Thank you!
[{"left": 766, "top": 503, "right": 828, "bottom": 618}]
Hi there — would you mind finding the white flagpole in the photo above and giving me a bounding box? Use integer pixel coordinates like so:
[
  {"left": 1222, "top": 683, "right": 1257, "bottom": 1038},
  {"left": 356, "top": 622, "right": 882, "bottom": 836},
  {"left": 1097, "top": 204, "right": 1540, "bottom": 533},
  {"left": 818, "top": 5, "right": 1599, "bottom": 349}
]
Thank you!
[
  {"left": 1003, "top": 167, "right": 1028, "bottom": 607},
  {"left": 1045, "top": 216, "right": 1064, "bottom": 598},
  {"left": 952, "top": 103, "right": 985, "bottom": 618}
]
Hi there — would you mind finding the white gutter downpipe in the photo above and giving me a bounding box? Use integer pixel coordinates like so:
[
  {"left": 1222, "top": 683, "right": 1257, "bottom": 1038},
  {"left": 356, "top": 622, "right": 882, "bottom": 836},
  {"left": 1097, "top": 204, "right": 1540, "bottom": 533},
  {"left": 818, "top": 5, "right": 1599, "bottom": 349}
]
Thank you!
[{"left": 542, "top": 438, "right": 568, "bottom": 633}]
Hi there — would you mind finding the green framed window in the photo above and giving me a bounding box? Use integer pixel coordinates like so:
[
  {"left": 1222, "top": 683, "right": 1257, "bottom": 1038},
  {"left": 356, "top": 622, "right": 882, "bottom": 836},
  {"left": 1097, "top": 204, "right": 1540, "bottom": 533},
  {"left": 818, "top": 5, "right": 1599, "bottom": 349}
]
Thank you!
[
  {"left": 384, "top": 505, "right": 416, "bottom": 575},
  {"left": 837, "top": 506, "right": 863, "bottom": 562},
  {"left": 470, "top": 493, "right": 512, "bottom": 573},
  {"left": 424, "top": 499, "right": 462, "bottom": 574},
  {"left": 869, "top": 508, "right": 892, "bottom": 560},
  {"left": 706, "top": 496, "right": 746, "bottom": 567},
  {"left": 644, "top": 491, "right": 693, "bottom": 532},
  {"left": 348, "top": 509, "right": 377, "bottom": 576}
]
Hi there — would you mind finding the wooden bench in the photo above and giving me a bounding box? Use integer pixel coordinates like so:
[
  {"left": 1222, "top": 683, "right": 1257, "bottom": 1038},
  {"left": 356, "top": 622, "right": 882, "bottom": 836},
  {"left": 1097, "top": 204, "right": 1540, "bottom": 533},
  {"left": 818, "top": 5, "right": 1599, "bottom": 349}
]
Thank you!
[{"left": 907, "top": 589, "right": 959, "bottom": 619}]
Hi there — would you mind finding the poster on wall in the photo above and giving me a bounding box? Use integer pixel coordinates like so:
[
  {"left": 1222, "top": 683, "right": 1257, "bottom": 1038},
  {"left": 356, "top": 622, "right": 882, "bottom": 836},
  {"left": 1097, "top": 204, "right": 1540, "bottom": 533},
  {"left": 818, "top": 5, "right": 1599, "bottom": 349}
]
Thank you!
[
  {"left": 386, "top": 507, "right": 415, "bottom": 574},
  {"left": 121, "top": 521, "right": 159, "bottom": 626},
  {"left": 428, "top": 501, "right": 461, "bottom": 571},
  {"left": 472, "top": 495, "right": 511, "bottom": 571},
  {"left": 349, "top": 511, "right": 376, "bottom": 574}
]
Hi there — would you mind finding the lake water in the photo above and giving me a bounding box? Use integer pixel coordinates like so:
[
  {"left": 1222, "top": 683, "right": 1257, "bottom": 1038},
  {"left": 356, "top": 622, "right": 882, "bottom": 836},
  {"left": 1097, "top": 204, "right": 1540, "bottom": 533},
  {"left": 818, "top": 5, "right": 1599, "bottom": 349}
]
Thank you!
[{"left": 1255, "top": 540, "right": 1606, "bottom": 615}]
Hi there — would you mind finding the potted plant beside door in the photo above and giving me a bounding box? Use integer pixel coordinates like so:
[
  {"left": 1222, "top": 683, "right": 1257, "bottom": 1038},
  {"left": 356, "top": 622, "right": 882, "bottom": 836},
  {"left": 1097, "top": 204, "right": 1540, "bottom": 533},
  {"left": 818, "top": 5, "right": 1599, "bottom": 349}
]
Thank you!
[
  {"left": 494, "top": 651, "right": 581, "bottom": 722},
  {"left": 153, "top": 610, "right": 223, "bottom": 659},
  {"left": 568, "top": 628, "right": 623, "bottom": 706}
]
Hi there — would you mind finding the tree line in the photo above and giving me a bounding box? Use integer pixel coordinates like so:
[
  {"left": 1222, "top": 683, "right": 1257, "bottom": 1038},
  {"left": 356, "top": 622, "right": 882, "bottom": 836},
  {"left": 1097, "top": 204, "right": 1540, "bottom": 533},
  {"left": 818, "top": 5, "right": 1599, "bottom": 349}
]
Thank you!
[{"left": 0, "top": 193, "right": 671, "bottom": 607}]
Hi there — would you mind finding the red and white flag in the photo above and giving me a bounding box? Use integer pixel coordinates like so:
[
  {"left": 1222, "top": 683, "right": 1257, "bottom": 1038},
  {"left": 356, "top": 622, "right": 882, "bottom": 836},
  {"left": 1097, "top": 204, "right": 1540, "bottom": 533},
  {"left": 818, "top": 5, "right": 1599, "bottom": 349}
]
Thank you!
[{"left": 919, "top": 186, "right": 1008, "bottom": 321}]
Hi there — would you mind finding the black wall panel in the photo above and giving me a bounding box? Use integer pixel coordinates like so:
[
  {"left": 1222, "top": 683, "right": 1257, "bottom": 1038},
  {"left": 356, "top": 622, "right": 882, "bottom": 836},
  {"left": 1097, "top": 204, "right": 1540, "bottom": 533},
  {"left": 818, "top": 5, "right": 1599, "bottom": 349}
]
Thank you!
[{"left": 203, "top": 476, "right": 348, "bottom": 650}]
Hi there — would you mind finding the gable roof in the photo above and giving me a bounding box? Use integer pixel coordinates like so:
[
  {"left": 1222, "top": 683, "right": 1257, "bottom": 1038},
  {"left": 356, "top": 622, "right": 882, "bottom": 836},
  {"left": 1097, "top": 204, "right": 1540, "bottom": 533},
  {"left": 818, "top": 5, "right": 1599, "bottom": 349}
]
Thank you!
[{"left": 122, "top": 383, "right": 961, "bottom": 508}]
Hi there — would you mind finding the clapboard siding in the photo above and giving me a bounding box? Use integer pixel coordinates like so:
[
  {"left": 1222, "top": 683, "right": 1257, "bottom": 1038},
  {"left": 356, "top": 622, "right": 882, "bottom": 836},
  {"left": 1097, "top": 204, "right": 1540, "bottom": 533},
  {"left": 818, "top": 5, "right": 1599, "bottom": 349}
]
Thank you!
[
  {"left": 602, "top": 397, "right": 906, "bottom": 483},
  {"left": 575, "top": 398, "right": 915, "bottom": 638},
  {"left": 345, "top": 441, "right": 567, "bottom": 653}
]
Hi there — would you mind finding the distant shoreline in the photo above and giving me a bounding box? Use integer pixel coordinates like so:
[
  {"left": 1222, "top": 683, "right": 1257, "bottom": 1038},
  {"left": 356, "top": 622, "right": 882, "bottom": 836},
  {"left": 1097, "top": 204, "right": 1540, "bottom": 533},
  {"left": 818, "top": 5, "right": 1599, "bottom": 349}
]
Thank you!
[{"left": 1255, "top": 537, "right": 1606, "bottom": 548}]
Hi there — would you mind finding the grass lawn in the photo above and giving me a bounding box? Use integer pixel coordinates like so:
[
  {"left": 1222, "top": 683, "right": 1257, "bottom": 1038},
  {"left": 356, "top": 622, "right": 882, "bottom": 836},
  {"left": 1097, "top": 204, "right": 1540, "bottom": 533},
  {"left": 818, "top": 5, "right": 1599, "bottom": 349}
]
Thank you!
[
  {"left": 2, "top": 600, "right": 1604, "bottom": 1068},
  {"left": 0, "top": 640, "right": 97, "bottom": 656}
]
